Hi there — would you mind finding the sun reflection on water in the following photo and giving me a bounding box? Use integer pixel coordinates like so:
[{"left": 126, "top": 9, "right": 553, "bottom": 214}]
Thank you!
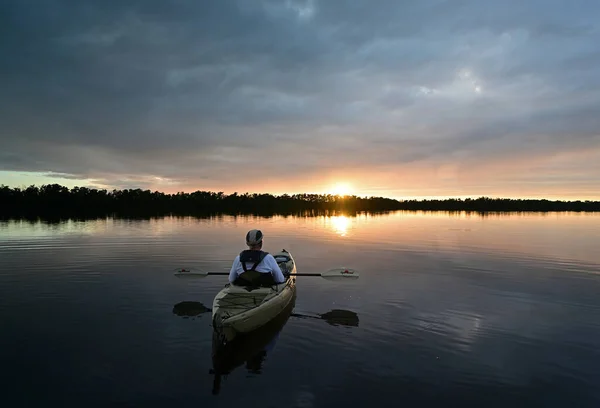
[{"left": 326, "top": 215, "right": 350, "bottom": 237}]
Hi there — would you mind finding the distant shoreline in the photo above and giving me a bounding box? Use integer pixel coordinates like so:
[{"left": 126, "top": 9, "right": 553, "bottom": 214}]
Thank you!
[{"left": 1, "top": 184, "right": 599, "bottom": 219}]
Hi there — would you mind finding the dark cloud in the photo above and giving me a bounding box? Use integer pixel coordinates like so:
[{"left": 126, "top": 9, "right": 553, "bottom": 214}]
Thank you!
[{"left": 1, "top": 0, "right": 599, "bottom": 194}]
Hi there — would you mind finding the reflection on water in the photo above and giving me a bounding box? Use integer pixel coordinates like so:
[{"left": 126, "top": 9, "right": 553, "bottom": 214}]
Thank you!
[
  {"left": 324, "top": 215, "right": 351, "bottom": 237},
  {"left": 209, "top": 298, "right": 296, "bottom": 395},
  {"left": 172, "top": 299, "right": 360, "bottom": 396},
  {"left": 3, "top": 211, "right": 599, "bottom": 267},
  {"left": 1, "top": 211, "right": 600, "bottom": 406}
]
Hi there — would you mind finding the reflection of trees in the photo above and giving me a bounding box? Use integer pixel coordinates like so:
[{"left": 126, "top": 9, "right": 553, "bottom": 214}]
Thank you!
[{"left": 1, "top": 184, "right": 599, "bottom": 219}]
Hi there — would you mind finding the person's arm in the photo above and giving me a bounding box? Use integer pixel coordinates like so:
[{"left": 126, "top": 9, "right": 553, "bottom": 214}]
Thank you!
[
  {"left": 267, "top": 255, "right": 286, "bottom": 283},
  {"left": 228, "top": 256, "right": 240, "bottom": 283}
]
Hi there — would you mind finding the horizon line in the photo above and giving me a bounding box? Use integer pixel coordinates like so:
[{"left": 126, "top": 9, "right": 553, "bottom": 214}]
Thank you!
[{"left": 2, "top": 183, "right": 599, "bottom": 203}]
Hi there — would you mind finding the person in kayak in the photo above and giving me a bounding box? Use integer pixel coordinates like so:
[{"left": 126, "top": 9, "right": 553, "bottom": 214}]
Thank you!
[{"left": 228, "top": 229, "right": 286, "bottom": 286}]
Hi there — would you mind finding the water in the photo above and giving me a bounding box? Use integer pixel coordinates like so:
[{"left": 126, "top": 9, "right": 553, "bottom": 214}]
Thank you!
[{"left": 1, "top": 212, "right": 600, "bottom": 407}]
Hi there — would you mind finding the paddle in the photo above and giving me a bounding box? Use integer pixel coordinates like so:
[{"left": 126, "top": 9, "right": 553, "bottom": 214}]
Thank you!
[
  {"left": 172, "top": 301, "right": 360, "bottom": 328},
  {"left": 173, "top": 267, "right": 359, "bottom": 280},
  {"left": 291, "top": 309, "right": 360, "bottom": 327}
]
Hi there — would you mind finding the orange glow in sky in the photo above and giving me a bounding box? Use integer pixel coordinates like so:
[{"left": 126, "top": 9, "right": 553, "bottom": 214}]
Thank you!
[{"left": 327, "top": 182, "right": 353, "bottom": 196}]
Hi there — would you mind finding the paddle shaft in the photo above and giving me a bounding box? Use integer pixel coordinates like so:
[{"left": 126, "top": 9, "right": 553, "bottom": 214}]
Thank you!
[
  {"left": 200, "top": 272, "right": 323, "bottom": 277},
  {"left": 291, "top": 273, "right": 321, "bottom": 276}
]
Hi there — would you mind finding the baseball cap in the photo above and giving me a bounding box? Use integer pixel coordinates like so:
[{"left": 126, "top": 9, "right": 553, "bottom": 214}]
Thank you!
[{"left": 246, "top": 229, "right": 263, "bottom": 246}]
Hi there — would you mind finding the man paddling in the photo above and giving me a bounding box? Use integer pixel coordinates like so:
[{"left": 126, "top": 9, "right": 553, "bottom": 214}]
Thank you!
[{"left": 228, "top": 229, "right": 286, "bottom": 285}]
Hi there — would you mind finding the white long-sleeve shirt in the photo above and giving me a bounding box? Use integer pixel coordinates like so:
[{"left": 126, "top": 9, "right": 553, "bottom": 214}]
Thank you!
[{"left": 228, "top": 253, "right": 286, "bottom": 283}]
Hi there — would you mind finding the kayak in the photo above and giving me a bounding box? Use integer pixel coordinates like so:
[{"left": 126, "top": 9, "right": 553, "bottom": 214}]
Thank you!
[{"left": 211, "top": 248, "right": 297, "bottom": 343}]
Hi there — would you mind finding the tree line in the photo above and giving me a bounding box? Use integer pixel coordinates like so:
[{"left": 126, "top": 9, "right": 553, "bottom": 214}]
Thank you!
[{"left": 1, "top": 184, "right": 599, "bottom": 219}]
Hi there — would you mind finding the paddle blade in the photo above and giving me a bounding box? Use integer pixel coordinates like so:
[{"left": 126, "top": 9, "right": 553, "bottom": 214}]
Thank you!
[
  {"left": 320, "top": 309, "right": 360, "bottom": 327},
  {"left": 172, "top": 301, "right": 211, "bottom": 317},
  {"left": 321, "top": 268, "right": 359, "bottom": 280},
  {"left": 173, "top": 267, "right": 209, "bottom": 278}
]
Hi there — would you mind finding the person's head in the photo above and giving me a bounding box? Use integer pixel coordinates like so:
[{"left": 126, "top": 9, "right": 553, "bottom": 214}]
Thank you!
[{"left": 245, "top": 229, "right": 263, "bottom": 250}]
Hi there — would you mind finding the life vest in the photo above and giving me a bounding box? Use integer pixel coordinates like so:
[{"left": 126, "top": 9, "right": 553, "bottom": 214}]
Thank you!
[
  {"left": 239, "top": 250, "right": 269, "bottom": 272},
  {"left": 235, "top": 250, "right": 276, "bottom": 287}
]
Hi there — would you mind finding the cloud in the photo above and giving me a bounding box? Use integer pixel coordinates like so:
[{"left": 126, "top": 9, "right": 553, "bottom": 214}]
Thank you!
[{"left": 1, "top": 0, "right": 600, "bottom": 197}]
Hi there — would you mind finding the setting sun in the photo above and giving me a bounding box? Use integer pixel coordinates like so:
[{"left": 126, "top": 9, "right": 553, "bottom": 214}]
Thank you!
[{"left": 329, "top": 182, "right": 353, "bottom": 196}]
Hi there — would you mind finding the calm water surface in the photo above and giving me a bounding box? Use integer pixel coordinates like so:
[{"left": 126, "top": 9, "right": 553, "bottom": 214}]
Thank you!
[{"left": 1, "top": 211, "right": 600, "bottom": 407}]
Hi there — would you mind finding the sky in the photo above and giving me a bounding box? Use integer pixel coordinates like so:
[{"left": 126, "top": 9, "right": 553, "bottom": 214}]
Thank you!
[{"left": 1, "top": 0, "right": 600, "bottom": 200}]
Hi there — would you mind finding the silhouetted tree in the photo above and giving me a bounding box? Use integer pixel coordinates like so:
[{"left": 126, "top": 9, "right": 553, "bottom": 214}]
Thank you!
[{"left": 1, "top": 184, "right": 598, "bottom": 220}]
